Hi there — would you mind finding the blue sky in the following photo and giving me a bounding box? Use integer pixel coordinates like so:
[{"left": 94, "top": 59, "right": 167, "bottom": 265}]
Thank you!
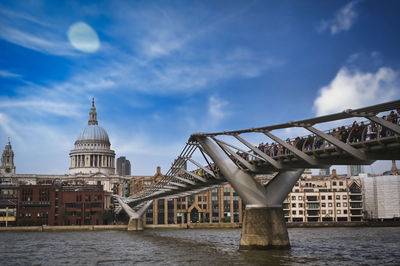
[{"left": 0, "top": 0, "right": 399, "bottom": 175}]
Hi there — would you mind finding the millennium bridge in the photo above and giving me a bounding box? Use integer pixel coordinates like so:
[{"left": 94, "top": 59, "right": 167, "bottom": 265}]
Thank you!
[{"left": 115, "top": 100, "right": 400, "bottom": 249}]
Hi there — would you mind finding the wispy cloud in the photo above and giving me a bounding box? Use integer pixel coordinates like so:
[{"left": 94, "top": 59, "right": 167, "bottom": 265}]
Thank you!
[
  {"left": 318, "top": 1, "right": 359, "bottom": 35},
  {"left": 0, "top": 6, "right": 79, "bottom": 56},
  {"left": 0, "top": 99, "right": 83, "bottom": 117},
  {"left": 0, "top": 113, "right": 17, "bottom": 138},
  {"left": 313, "top": 66, "right": 399, "bottom": 116},
  {"left": 0, "top": 24, "right": 77, "bottom": 56},
  {"left": 208, "top": 95, "right": 229, "bottom": 124},
  {"left": 0, "top": 69, "right": 21, "bottom": 79}
]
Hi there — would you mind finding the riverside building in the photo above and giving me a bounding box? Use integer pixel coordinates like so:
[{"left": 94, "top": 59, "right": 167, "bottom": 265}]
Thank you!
[
  {"left": 17, "top": 183, "right": 105, "bottom": 226},
  {"left": 361, "top": 174, "right": 400, "bottom": 220}
]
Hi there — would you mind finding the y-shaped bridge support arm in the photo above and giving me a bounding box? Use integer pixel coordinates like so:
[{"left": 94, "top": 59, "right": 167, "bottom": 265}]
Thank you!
[
  {"left": 115, "top": 196, "right": 152, "bottom": 231},
  {"left": 196, "top": 136, "right": 268, "bottom": 207},
  {"left": 196, "top": 136, "right": 304, "bottom": 249}
]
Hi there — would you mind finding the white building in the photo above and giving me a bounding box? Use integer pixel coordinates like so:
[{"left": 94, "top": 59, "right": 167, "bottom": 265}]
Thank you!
[
  {"left": 361, "top": 175, "right": 400, "bottom": 220},
  {"left": 284, "top": 169, "right": 363, "bottom": 222}
]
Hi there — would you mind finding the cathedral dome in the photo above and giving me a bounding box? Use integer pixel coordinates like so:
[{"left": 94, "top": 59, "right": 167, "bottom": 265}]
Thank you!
[
  {"left": 76, "top": 124, "right": 110, "bottom": 145},
  {"left": 69, "top": 98, "right": 115, "bottom": 175}
]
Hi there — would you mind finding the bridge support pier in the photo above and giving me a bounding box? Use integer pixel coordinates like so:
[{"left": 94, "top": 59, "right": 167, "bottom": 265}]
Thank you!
[
  {"left": 115, "top": 197, "right": 152, "bottom": 231},
  {"left": 128, "top": 217, "right": 144, "bottom": 231},
  {"left": 240, "top": 207, "right": 289, "bottom": 250},
  {"left": 196, "top": 136, "right": 304, "bottom": 249}
]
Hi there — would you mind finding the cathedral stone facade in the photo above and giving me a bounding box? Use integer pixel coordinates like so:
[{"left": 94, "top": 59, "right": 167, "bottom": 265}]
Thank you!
[
  {"left": 0, "top": 137, "right": 15, "bottom": 176},
  {"left": 69, "top": 99, "right": 116, "bottom": 175}
]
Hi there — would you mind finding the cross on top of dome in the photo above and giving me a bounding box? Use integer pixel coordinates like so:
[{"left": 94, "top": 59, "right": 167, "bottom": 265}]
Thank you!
[{"left": 88, "top": 98, "right": 98, "bottom": 125}]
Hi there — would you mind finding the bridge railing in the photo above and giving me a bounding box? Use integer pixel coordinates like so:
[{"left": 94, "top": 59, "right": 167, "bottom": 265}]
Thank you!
[{"left": 245, "top": 117, "right": 399, "bottom": 162}]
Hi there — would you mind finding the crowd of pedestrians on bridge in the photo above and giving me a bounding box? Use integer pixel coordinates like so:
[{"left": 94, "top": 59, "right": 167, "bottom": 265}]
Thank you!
[{"left": 251, "top": 109, "right": 400, "bottom": 159}]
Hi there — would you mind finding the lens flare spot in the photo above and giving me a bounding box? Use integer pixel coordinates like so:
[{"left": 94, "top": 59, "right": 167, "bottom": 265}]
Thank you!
[{"left": 67, "top": 22, "right": 100, "bottom": 53}]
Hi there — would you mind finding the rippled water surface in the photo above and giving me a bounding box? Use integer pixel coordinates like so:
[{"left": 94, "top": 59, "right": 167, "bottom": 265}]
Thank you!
[{"left": 0, "top": 227, "right": 399, "bottom": 265}]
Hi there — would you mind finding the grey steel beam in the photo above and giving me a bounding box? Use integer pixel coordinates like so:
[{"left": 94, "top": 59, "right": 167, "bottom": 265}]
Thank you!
[
  {"left": 367, "top": 116, "right": 400, "bottom": 135},
  {"left": 115, "top": 196, "right": 140, "bottom": 219},
  {"left": 159, "top": 185, "right": 179, "bottom": 190},
  {"left": 213, "top": 137, "right": 257, "bottom": 172},
  {"left": 134, "top": 200, "right": 153, "bottom": 217},
  {"left": 169, "top": 181, "right": 187, "bottom": 188},
  {"left": 173, "top": 175, "right": 196, "bottom": 185},
  {"left": 196, "top": 136, "right": 268, "bottom": 207},
  {"left": 234, "top": 135, "right": 282, "bottom": 169},
  {"left": 305, "top": 126, "right": 367, "bottom": 161},
  {"left": 211, "top": 137, "right": 265, "bottom": 161},
  {"left": 186, "top": 157, "right": 216, "bottom": 177},
  {"left": 263, "top": 169, "right": 304, "bottom": 207},
  {"left": 182, "top": 168, "right": 207, "bottom": 182},
  {"left": 264, "top": 131, "right": 319, "bottom": 166}
]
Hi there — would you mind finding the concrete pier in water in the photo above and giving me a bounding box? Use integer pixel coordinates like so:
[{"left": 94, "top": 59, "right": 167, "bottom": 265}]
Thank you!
[
  {"left": 128, "top": 218, "right": 144, "bottom": 231},
  {"left": 240, "top": 207, "right": 290, "bottom": 250}
]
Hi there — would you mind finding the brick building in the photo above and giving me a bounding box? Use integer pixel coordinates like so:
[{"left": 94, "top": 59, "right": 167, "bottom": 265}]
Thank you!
[{"left": 17, "top": 184, "right": 105, "bottom": 226}]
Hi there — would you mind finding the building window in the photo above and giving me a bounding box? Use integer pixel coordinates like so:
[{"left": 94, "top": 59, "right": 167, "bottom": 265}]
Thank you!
[
  {"left": 198, "top": 196, "right": 202, "bottom": 202},
  {"left": 321, "top": 195, "right": 325, "bottom": 200},
  {"left": 337, "top": 210, "right": 341, "bottom": 214},
  {"left": 22, "top": 189, "right": 33, "bottom": 201},
  {"left": 328, "top": 203, "right": 332, "bottom": 207},
  {"left": 298, "top": 196, "right": 303, "bottom": 200},
  {"left": 344, "top": 210, "right": 347, "bottom": 214},
  {"left": 328, "top": 210, "right": 333, "bottom": 214},
  {"left": 292, "top": 210, "right": 296, "bottom": 215},
  {"left": 349, "top": 182, "right": 361, "bottom": 193},
  {"left": 336, "top": 195, "right": 340, "bottom": 200},
  {"left": 337, "top": 203, "right": 341, "bottom": 207},
  {"left": 343, "top": 203, "right": 347, "bottom": 207},
  {"left": 339, "top": 182, "right": 343, "bottom": 186},
  {"left": 299, "top": 210, "right": 303, "bottom": 215},
  {"left": 343, "top": 195, "right": 347, "bottom": 200},
  {"left": 299, "top": 203, "right": 303, "bottom": 208},
  {"left": 39, "top": 189, "right": 50, "bottom": 201},
  {"left": 328, "top": 195, "right": 332, "bottom": 200},
  {"left": 292, "top": 196, "right": 296, "bottom": 200},
  {"left": 322, "top": 210, "right": 326, "bottom": 214},
  {"left": 321, "top": 203, "right": 326, "bottom": 207},
  {"left": 292, "top": 203, "right": 296, "bottom": 208},
  {"left": 333, "top": 181, "right": 337, "bottom": 186}
]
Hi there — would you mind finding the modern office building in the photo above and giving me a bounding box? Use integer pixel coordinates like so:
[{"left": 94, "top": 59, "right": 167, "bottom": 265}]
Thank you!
[
  {"left": 347, "top": 165, "right": 362, "bottom": 177},
  {"left": 117, "top": 156, "right": 131, "bottom": 176},
  {"left": 319, "top": 168, "right": 330, "bottom": 176}
]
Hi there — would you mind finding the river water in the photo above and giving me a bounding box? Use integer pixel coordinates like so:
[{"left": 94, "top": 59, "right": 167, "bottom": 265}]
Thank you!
[{"left": 0, "top": 227, "right": 399, "bottom": 265}]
